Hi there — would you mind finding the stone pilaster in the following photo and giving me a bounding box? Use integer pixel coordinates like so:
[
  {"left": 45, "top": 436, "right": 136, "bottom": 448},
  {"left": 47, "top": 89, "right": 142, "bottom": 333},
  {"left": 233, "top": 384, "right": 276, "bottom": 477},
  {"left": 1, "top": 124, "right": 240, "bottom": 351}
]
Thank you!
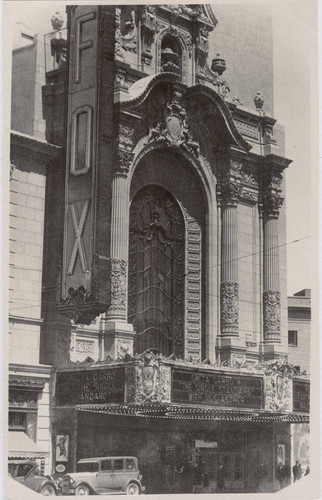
[
  {"left": 220, "top": 181, "right": 242, "bottom": 337},
  {"left": 262, "top": 193, "right": 283, "bottom": 343},
  {"left": 104, "top": 150, "right": 135, "bottom": 359}
]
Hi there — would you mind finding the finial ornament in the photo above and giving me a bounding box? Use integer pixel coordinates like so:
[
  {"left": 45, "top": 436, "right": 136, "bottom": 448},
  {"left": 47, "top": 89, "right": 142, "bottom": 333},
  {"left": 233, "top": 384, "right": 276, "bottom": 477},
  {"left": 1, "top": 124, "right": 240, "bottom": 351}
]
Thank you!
[
  {"left": 211, "top": 53, "right": 226, "bottom": 75},
  {"left": 254, "top": 91, "right": 264, "bottom": 110},
  {"left": 51, "top": 12, "right": 64, "bottom": 31}
]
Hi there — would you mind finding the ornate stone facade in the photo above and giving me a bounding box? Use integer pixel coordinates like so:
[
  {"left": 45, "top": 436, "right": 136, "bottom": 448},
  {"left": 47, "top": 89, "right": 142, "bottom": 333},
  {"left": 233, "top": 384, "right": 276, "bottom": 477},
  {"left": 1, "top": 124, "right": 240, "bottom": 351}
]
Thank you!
[{"left": 220, "top": 281, "right": 239, "bottom": 335}]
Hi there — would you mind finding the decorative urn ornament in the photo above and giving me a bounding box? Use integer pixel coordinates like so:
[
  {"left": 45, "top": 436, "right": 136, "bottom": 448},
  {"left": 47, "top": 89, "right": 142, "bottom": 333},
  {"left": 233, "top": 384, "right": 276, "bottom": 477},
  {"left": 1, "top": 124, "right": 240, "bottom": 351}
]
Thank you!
[{"left": 211, "top": 53, "right": 227, "bottom": 75}]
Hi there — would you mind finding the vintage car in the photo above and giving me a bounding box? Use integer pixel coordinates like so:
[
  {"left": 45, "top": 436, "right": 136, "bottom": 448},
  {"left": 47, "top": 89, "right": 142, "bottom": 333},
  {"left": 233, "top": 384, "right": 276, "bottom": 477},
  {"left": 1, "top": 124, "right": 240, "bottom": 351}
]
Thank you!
[
  {"left": 61, "top": 456, "right": 145, "bottom": 495},
  {"left": 8, "top": 459, "right": 57, "bottom": 496}
]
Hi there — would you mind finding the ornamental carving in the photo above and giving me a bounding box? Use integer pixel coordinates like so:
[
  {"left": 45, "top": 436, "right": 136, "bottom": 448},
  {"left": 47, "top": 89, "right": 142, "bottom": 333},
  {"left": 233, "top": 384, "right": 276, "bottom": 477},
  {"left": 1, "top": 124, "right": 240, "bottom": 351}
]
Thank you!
[
  {"left": 60, "top": 286, "right": 95, "bottom": 325},
  {"left": 107, "top": 258, "right": 127, "bottom": 317},
  {"left": 74, "top": 339, "right": 95, "bottom": 354},
  {"left": 221, "top": 182, "right": 242, "bottom": 207},
  {"left": 262, "top": 362, "right": 292, "bottom": 412},
  {"left": 147, "top": 92, "right": 200, "bottom": 158},
  {"left": 221, "top": 281, "right": 239, "bottom": 335},
  {"left": 116, "top": 338, "right": 133, "bottom": 359},
  {"left": 263, "top": 289, "right": 281, "bottom": 340},
  {"left": 132, "top": 350, "right": 171, "bottom": 403},
  {"left": 115, "top": 68, "right": 129, "bottom": 91},
  {"left": 116, "top": 149, "right": 134, "bottom": 176},
  {"left": 263, "top": 193, "right": 284, "bottom": 219},
  {"left": 119, "top": 125, "right": 135, "bottom": 148},
  {"left": 9, "top": 376, "right": 45, "bottom": 391}
]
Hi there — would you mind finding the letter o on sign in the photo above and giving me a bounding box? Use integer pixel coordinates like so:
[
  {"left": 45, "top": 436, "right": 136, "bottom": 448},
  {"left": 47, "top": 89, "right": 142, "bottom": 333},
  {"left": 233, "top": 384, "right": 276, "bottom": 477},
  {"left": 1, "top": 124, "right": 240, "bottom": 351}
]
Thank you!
[{"left": 71, "top": 105, "right": 93, "bottom": 176}]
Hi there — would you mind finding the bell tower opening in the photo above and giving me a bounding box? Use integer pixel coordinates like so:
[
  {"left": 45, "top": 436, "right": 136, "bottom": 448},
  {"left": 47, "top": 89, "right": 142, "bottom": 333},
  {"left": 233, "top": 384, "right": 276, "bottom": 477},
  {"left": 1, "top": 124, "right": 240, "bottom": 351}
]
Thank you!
[{"left": 128, "top": 184, "right": 185, "bottom": 357}]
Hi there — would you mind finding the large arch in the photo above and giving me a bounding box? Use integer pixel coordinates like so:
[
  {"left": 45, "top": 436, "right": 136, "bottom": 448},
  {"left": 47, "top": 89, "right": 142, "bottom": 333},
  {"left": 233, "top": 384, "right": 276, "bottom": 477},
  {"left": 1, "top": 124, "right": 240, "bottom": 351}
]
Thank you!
[{"left": 128, "top": 146, "right": 216, "bottom": 360}]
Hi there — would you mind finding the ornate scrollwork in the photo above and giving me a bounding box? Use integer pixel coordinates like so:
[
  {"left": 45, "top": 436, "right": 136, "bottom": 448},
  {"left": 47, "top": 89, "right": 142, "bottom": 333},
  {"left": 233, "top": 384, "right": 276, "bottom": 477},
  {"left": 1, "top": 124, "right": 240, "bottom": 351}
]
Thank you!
[
  {"left": 263, "top": 289, "right": 281, "bottom": 340},
  {"left": 221, "top": 281, "right": 239, "bottom": 335}
]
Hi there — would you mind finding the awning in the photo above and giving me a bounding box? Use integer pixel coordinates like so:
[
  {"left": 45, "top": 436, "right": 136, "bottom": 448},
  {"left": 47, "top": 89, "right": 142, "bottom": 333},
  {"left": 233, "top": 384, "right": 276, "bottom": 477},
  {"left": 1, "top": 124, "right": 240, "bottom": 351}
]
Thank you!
[
  {"left": 8, "top": 431, "right": 49, "bottom": 459},
  {"left": 73, "top": 403, "right": 309, "bottom": 423}
]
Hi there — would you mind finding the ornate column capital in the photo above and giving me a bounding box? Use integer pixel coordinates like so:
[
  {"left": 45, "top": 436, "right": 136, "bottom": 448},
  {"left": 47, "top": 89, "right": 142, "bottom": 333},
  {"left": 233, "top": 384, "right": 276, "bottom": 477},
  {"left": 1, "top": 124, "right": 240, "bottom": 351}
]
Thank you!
[
  {"left": 263, "top": 192, "right": 284, "bottom": 220},
  {"left": 115, "top": 149, "right": 135, "bottom": 176},
  {"left": 221, "top": 181, "right": 242, "bottom": 208}
]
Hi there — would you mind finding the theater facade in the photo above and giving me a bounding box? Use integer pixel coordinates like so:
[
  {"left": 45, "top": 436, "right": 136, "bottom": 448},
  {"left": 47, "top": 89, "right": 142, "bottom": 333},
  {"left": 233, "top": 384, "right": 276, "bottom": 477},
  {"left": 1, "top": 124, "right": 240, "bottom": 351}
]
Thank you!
[{"left": 38, "top": 4, "right": 310, "bottom": 493}]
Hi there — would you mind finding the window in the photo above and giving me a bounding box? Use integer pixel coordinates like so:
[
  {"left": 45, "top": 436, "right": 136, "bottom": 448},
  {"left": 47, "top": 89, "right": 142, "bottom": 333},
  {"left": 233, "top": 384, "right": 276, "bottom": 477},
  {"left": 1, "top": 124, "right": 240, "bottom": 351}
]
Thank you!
[
  {"left": 288, "top": 330, "right": 298, "bottom": 346},
  {"left": 8, "top": 412, "right": 26, "bottom": 431},
  {"left": 77, "top": 462, "right": 99, "bottom": 473},
  {"left": 101, "top": 460, "right": 112, "bottom": 472},
  {"left": 125, "top": 459, "right": 136, "bottom": 471},
  {"left": 113, "top": 459, "right": 124, "bottom": 471}
]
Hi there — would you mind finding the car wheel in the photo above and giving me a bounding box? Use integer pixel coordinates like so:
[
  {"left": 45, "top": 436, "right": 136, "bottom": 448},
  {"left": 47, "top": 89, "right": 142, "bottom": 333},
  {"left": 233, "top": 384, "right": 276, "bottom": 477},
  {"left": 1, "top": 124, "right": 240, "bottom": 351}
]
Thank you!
[
  {"left": 126, "top": 482, "right": 141, "bottom": 495},
  {"left": 39, "top": 483, "right": 56, "bottom": 496},
  {"left": 75, "top": 484, "right": 90, "bottom": 496}
]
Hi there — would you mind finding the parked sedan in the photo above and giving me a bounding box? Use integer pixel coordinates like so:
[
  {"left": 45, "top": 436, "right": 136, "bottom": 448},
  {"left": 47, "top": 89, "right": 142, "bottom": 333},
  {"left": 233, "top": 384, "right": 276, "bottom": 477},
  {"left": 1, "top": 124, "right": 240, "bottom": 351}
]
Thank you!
[
  {"left": 8, "top": 460, "right": 57, "bottom": 496},
  {"left": 61, "top": 456, "right": 145, "bottom": 495}
]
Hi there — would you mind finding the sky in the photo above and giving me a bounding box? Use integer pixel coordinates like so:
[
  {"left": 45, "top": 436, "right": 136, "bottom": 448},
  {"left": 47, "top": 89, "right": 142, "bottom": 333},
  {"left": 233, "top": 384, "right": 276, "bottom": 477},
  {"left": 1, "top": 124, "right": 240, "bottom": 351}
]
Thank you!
[{"left": 3, "top": 0, "right": 319, "bottom": 296}]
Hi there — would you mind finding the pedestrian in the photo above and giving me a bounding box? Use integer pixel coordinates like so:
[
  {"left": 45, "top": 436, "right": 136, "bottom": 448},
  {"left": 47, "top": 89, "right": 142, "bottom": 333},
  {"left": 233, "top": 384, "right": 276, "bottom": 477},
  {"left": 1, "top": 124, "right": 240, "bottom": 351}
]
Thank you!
[
  {"left": 192, "top": 461, "right": 203, "bottom": 493},
  {"left": 177, "top": 460, "right": 193, "bottom": 493},
  {"left": 202, "top": 470, "right": 209, "bottom": 493},
  {"left": 304, "top": 465, "right": 310, "bottom": 476},
  {"left": 217, "top": 464, "right": 225, "bottom": 493},
  {"left": 292, "top": 460, "right": 301, "bottom": 482},
  {"left": 276, "top": 462, "right": 284, "bottom": 489}
]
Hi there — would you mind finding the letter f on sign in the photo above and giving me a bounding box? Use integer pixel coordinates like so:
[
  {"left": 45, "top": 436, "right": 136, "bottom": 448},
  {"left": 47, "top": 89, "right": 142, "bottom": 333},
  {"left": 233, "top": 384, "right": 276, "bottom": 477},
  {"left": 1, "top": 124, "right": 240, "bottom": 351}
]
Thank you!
[{"left": 68, "top": 200, "right": 89, "bottom": 274}]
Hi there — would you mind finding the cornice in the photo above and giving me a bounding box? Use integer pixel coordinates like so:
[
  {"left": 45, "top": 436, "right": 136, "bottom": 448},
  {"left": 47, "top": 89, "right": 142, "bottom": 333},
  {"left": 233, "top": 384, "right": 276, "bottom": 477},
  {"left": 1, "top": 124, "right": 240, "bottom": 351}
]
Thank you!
[
  {"left": 9, "top": 315, "right": 43, "bottom": 326},
  {"left": 9, "top": 363, "right": 53, "bottom": 378}
]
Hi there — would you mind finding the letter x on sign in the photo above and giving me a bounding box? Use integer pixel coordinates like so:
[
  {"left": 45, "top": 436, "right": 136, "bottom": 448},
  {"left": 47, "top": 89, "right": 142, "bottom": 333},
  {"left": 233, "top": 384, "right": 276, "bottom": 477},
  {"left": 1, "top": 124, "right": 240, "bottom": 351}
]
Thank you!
[{"left": 67, "top": 200, "right": 89, "bottom": 274}]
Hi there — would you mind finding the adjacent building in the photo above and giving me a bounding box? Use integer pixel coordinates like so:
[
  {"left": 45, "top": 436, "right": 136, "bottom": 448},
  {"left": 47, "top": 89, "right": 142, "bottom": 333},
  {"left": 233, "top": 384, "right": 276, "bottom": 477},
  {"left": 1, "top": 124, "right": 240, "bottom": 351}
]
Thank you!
[{"left": 8, "top": 5, "right": 310, "bottom": 493}]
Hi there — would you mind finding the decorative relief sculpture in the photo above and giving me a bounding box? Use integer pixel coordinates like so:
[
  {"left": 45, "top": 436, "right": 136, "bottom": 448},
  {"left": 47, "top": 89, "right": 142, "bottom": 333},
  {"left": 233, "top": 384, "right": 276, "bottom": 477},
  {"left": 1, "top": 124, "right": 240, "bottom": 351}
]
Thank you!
[
  {"left": 60, "top": 287, "right": 94, "bottom": 325},
  {"left": 147, "top": 91, "right": 200, "bottom": 158},
  {"left": 108, "top": 258, "right": 127, "bottom": 317},
  {"left": 263, "top": 289, "right": 281, "bottom": 340},
  {"left": 116, "top": 338, "right": 133, "bottom": 359},
  {"left": 75, "top": 339, "right": 95, "bottom": 354},
  {"left": 221, "top": 281, "right": 239, "bottom": 335},
  {"left": 129, "top": 350, "right": 171, "bottom": 403},
  {"left": 260, "top": 359, "right": 292, "bottom": 412}
]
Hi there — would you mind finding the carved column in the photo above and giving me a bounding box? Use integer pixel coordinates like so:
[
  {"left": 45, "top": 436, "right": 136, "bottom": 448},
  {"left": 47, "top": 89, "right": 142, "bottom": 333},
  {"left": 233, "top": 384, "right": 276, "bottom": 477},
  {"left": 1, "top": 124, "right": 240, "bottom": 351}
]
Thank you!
[
  {"left": 220, "top": 182, "right": 241, "bottom": 337},
  {"left": 102, "top": 148, "right": 135, "bottom": 359},
  {"left": 263, "top": 193, "right": 283, "bottom": 343}
]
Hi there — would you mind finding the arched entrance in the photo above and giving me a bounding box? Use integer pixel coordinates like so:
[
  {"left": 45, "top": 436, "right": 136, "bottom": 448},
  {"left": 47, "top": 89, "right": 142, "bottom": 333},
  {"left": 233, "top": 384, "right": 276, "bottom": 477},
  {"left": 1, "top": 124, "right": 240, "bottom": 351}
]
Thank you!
[
  {"left": 128, "top": 185, "right": 185, "bottom": 356},
  {"left": 128, "top": 148, "right": 207, "bottom": 359}
]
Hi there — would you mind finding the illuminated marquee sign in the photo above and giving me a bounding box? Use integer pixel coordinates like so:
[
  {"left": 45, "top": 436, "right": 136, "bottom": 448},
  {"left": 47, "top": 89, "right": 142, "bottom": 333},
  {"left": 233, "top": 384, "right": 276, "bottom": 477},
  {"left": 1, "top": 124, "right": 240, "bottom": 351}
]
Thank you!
[
  {"left": 172, "top": 369, "right": 264, "bottom": 409},
  {"left": 56, "top": 368, "right": 125, "bottom": 406}
]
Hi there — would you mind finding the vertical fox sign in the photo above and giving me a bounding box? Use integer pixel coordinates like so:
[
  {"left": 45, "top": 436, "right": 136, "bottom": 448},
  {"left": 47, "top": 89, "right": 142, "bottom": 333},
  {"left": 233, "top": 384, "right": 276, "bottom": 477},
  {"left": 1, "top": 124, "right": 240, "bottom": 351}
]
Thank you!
[{"left": 57, "top": 6, "right": 115, "bottom": 324}]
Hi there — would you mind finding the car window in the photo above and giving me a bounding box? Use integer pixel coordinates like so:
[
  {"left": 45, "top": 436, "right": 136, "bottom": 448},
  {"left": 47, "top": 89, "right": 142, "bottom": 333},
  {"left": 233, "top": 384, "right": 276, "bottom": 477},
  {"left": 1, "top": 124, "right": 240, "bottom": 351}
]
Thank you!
[
  {"left": 100, "top": 460, "right": 112, "bottom": 472},
  {"left": 8, "top": 464, "right": 17, "bottom": 477},
  {"left": 16, "top": 464, "right": 34, "bottom": 477},
  {"left": 113, "top": 459, "right": 124, "bottom": 471},
  {"left": 77, "top": 462, "right": 99, "bottom": 473},
  {"left": 125, "top": 459, "right": 136, "bottom": 471}
]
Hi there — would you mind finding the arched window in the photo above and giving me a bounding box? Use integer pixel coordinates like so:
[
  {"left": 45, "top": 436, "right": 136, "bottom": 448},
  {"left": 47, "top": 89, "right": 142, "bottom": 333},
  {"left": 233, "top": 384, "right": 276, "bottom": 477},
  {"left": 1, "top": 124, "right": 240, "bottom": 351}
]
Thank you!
[{"left": 128, "top": 185, "right": 185, "bottom": 356}]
